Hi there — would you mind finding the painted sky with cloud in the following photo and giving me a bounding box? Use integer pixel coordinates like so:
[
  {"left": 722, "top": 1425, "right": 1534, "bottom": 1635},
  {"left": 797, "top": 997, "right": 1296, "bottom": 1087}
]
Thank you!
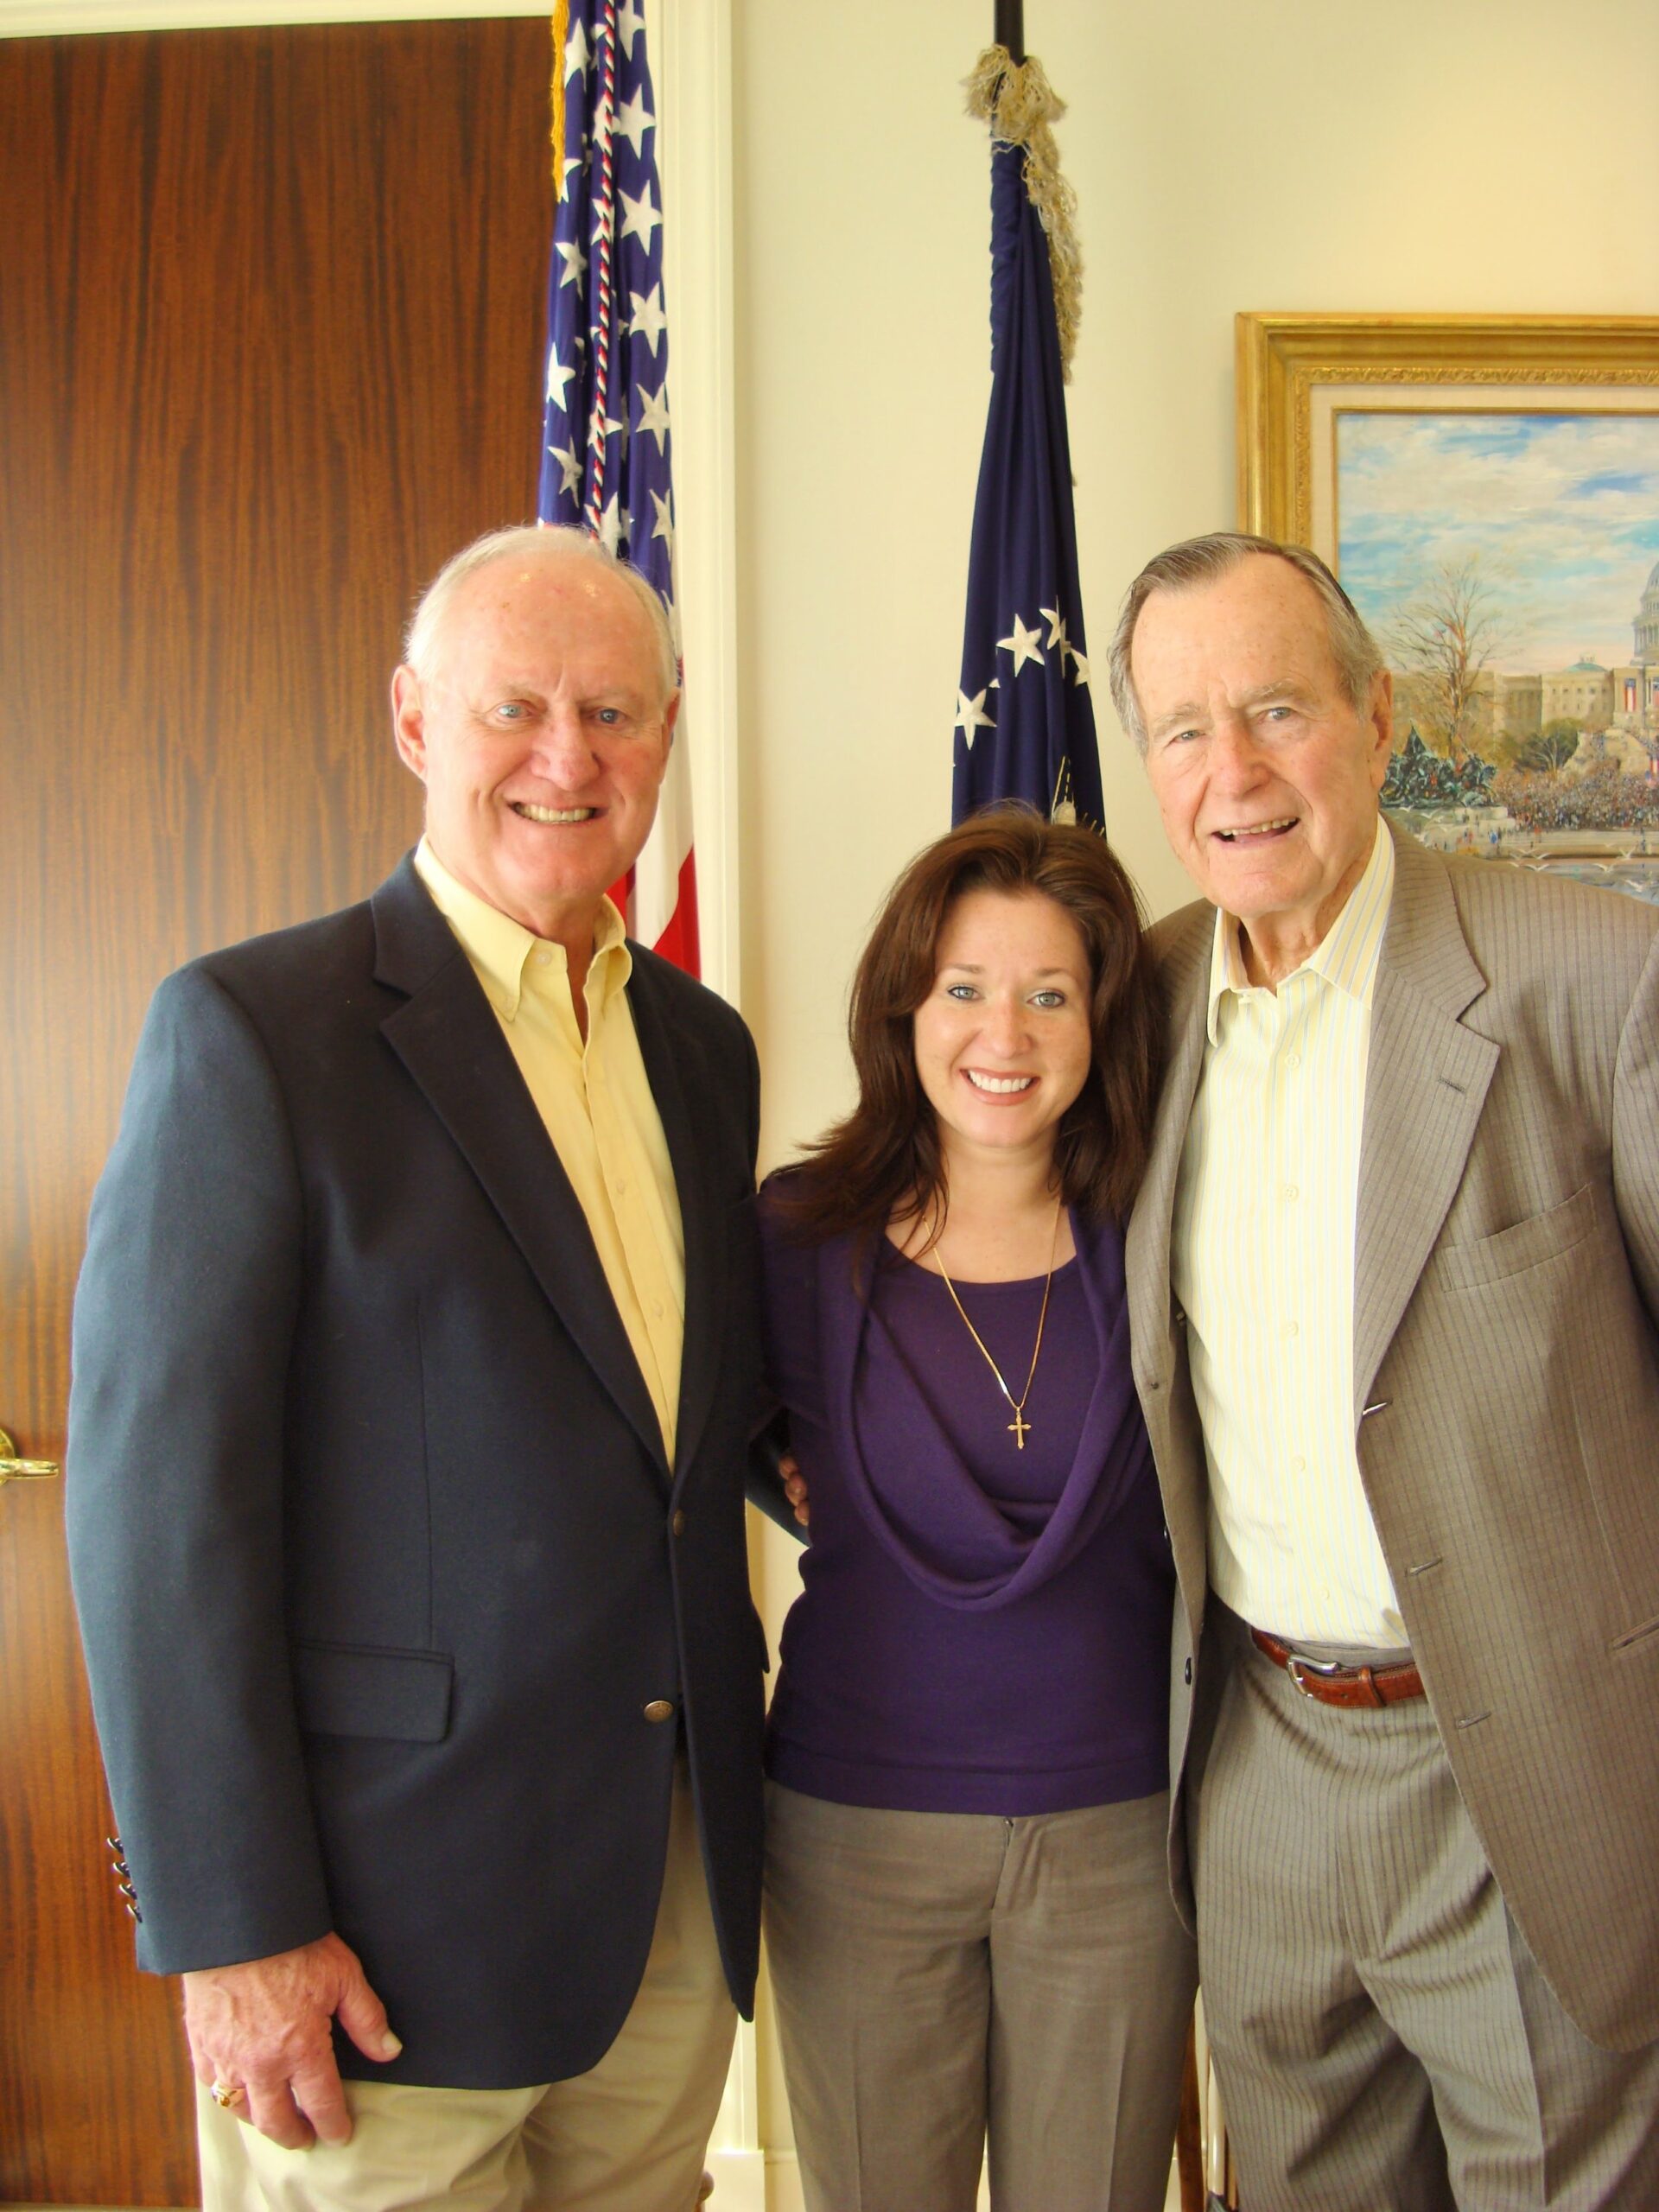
[{"left": 1337, "top": 412, "right": 1659, "bottom": 671}]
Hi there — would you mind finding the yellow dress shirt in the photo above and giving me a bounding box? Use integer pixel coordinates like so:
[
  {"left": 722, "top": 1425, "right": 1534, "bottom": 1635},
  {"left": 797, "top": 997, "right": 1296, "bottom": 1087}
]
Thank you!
[
  {"left": 1170, "top": 820, "right": 1406, "bottom": 1646},
  {"left": 413, "top": 838, "right": 685, "bottom": 1461}
]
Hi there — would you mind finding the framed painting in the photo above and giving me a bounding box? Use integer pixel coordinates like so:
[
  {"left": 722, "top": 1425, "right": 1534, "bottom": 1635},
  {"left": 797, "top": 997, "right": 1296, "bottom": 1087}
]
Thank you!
[{"left": 1236, "top": 313, "right": 1659, "bottom": 904}]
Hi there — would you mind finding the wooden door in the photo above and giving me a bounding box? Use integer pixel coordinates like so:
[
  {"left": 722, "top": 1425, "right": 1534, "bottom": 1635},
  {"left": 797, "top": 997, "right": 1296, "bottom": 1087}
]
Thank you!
[{"left": 0, "top": 22, "right": 549, "bottom": 2201}]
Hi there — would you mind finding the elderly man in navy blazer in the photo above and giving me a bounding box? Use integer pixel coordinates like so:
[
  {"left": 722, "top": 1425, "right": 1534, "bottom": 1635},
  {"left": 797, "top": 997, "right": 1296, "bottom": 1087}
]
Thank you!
[{"left": 67, "top": 525, "right": 770, "bottom": 2212}]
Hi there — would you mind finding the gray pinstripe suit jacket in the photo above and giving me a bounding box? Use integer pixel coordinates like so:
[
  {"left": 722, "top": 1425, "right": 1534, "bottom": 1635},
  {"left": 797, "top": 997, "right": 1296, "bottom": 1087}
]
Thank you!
[{"left": 1128, "top": 819, "right": 1659, "bottom": 2052}]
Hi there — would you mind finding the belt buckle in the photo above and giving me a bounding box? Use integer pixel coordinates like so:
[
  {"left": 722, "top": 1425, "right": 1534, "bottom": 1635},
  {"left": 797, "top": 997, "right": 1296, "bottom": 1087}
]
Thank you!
[{"left": 1286, "top": 1650, "right": 1346, "bottom": 1697}]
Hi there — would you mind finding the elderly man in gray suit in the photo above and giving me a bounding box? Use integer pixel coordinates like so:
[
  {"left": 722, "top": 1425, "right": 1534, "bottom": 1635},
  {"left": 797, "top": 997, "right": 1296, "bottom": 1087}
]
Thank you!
[{"left": 1111, "top": 532, "right": 1659, "bottom": 2210}]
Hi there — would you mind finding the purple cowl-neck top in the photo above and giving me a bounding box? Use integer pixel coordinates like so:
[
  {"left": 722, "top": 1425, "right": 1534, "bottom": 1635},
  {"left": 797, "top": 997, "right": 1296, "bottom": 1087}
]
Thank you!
[{"left": 759, "top": 1179, "right": 1175, "bottom": 1816}]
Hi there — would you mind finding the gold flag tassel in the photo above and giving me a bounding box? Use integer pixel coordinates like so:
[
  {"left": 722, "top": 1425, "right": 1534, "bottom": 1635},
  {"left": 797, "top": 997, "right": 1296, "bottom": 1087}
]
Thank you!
[{"left": 963, "top": 45, "right": 1083, "bottom": 381}]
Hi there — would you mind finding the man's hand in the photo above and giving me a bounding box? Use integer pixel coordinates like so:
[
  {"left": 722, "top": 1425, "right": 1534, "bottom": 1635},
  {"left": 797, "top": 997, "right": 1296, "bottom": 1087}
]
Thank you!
[
  {"left": 779, "top": 1450, "right": 810, "bottom": 1529},
  {"left": 183, "top": 1931, "right": 401, "bottom": 2150}
]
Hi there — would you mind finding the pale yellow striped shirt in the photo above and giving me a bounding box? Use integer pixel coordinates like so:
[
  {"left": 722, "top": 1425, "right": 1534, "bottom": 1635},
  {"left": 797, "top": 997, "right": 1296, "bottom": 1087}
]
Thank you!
[
  {"left": 413, "top": 838, "right": 684, "bottom": 1460},
  {"left": 1171, "top": 820, "right": 1406, "bottom": 1645}
]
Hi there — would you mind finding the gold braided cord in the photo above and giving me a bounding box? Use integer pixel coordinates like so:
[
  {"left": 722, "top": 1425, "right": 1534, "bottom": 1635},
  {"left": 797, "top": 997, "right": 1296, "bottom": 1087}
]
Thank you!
[
  {"left": 550, "top": 2, "right": 570, "bottom": 202},
  {"left": 963, "top": 43, "right": 1082, "bottom": 380}
]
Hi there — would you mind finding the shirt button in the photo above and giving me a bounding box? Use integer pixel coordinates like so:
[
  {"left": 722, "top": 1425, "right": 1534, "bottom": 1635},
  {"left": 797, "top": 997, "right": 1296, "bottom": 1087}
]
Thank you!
[
  {"left": 1292, "top": 1455, "right": 1306, "bottom": 1473},
  {"left": 643, "top": 1699, "right": 676, "bottom": 1724},
  {"left": 1285, "top": 1052, "right": 1301, "bottom": 1069},
  {"left": 651, "top": 1299, "right": 664, "bottom": 1319},
  {"left": 1283, "top": 1320, "right": 1300, "bottom": 1339},
  {"left": 1282, "top": 1184, "right": 1299, "bottom": 1201},
  {"left": 613, "top": 1179, "right": 627, "bottom": 1198},
  {"left": 532, "top": 947, "right": 553, "bottom": 967}
]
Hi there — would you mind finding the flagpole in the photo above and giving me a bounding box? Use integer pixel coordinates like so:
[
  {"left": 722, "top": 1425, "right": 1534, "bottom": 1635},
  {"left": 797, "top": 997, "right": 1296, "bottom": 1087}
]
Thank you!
[{"left": 994, "top": 0, "right": 1024, "bottom": 64}]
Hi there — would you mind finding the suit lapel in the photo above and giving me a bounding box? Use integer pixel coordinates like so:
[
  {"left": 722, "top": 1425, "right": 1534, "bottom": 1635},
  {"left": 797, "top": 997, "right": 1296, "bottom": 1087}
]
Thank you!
[
  {"left": 372, "top": 860, "right": 669, "bottom": 1478},
  {"left": 625, "top": 952, "right": 726, "bottom": 1489},
  {"left": 1128, "top": 912, "right": 1211, "bottom": 1391},
  {"left": 1352, "top": 829, "right": 1497, "bottom": 1414},
  {"left": 1128, "top": 909, "right": 1214, "bottom": 1625}
]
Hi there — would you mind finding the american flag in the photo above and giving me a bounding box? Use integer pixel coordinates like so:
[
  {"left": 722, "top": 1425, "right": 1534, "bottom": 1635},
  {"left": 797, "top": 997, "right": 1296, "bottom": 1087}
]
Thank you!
[
  {"left": 952, "top": 130, "right": 1103, "bottom": 830},
  {"left": 539, "top": 0, "right": 698, "bottom": 973}
]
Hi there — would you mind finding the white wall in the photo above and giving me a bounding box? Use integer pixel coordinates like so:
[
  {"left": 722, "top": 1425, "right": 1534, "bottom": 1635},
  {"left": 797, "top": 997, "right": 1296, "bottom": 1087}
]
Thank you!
[{"left": 732, "top": 0, "right": 1659, "bottom": 2166}]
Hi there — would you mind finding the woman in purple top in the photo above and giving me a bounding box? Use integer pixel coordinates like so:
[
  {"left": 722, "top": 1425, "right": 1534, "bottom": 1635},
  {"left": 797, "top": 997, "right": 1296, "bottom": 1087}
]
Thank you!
[{"left": 760, "top": 809, "right": 1197, "bottom": 2212}]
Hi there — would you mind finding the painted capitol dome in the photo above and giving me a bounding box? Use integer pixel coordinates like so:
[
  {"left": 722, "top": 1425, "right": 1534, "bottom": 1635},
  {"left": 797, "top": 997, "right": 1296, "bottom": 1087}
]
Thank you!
[{"left": 1637, "top": 561, "right": 1659, "bottom": 663}]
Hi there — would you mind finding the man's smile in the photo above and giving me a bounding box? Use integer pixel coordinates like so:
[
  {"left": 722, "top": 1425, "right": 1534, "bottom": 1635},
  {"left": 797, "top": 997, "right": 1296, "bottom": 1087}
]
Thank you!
[
  {"left": 1214, "top": 816, "right": 1298, "bottom": 842},
  {"left": 510, "top": 801, "right": 598, "bottom": 824}
]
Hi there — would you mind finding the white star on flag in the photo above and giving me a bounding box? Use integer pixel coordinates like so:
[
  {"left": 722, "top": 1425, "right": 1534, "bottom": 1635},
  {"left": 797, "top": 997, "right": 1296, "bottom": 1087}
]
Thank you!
[
  {"left": 620, "top": 184, "right": 661, "bottom": 251},
  {"left": 997, "top": 614, "right": 1046, "bottom": 676},
  {"left": 1040, "top": 607, "right": 1073, "bottom": 666},
  {"left": 635, "top": 381, "right": 671, "bottom": 453},
  {"left": 614, "top": 87, "right": 655, "bottom": 156},
  {"left": 649, "top": 489, "right": 674, "bottom": 555},
  {"left": 598, "top": 494, "right": 632, "bottom": 555},
  {"left": 954, "top": 689, "right": 995, "bottom": 750},
  {"left": 547, "top": 444, "right": 582, "bottom": 498},
  {"left": 629, "top": 285, "right": 668, "bottom": 352},
  {"left": 588, "top": 406, "right": 626, "bottom": 450},
  {"left": 616, "top": 0, "right": 645, "bottom": 54},
  {"left": 563, "top": 16, "right": 591, "bottom": 79},
  {"left": 1071, "top": 651, "right": 1090, "bottom": 689},
  {"left": 556, "top": 238, "right": 588, "bottom": 289},
  {"left": 544, "top": 351, "right": 576, "bottom": 412}
]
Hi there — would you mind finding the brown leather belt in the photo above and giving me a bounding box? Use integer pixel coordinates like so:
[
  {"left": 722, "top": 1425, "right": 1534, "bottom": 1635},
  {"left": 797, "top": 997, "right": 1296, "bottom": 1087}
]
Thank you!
[{"left": 1250, "top": 1627, "right": 1425, "bottom": 1709}]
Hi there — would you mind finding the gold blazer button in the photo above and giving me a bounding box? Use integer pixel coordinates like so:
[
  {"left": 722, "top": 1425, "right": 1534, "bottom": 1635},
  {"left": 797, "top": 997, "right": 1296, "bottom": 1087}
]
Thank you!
[{"left": 643, "top": 1699, "right": 676, "bottom": 1724}]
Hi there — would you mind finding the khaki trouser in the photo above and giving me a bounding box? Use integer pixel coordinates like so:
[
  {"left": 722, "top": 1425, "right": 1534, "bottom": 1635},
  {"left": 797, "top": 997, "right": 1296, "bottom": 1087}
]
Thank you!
[{"left": 198, "top": 1772, "right": 735, "bottom": 2212}]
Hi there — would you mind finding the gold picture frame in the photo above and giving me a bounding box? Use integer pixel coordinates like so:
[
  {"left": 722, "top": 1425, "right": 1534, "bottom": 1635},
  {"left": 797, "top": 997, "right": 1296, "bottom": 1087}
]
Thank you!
[{"left": 1236, "top": 312, "right": 1659, "bottom": 550}]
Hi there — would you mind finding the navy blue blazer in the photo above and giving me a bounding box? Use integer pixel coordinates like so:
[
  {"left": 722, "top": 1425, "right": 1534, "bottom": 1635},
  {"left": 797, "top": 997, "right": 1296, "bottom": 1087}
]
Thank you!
[{"left": 67, "top": 855, "right": 768, "bottom": 2088}]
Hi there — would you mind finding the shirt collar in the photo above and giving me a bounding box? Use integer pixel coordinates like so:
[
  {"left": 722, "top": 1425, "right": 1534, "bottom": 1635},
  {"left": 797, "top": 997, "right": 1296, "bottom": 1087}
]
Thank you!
[
  {"left": 412, "top": 836, "right": 632, "bottom": 1023},
  {"left": 1204, "top": 816, "right": 1395, "bottom": 1044}
]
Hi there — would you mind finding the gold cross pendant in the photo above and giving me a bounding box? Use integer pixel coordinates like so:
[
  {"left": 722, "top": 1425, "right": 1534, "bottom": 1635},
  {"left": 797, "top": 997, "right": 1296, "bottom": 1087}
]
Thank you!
[{"left": 1007, "top": 1408, "right": 1030, "bottom": 1450}]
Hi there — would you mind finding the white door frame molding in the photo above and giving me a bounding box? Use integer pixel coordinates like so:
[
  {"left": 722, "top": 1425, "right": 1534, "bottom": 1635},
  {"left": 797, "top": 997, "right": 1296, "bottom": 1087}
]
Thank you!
[{"left": 652, "top": 0, "right": 743, "bottom": 1011}]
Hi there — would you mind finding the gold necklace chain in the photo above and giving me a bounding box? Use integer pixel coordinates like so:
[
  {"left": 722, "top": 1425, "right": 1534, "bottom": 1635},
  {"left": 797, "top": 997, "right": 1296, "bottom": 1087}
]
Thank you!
[{"left": 930, "top": 1199, "right": 1062, "bottom": 1451}]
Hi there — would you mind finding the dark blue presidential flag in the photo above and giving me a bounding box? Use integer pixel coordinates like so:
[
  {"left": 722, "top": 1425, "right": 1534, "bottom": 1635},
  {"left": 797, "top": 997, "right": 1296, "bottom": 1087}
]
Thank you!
[
  {"left": 953, "top": 93, "right": 1103, "bottom": 830},
  {"left": 538, "top": 0, "right": 698, "bottom": 971}
]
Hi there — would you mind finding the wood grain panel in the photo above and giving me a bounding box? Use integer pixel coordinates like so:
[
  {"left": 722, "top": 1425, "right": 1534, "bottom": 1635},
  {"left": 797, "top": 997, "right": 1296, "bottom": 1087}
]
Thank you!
[{"left": 0, "top": 19, "right": 550, "bottom": 2200}]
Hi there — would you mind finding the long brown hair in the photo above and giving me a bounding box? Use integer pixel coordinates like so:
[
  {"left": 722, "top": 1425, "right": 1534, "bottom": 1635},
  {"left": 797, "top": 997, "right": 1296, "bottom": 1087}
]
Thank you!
[{"left": 779, "top": 805, "right": 1161, "bottom": 1243}]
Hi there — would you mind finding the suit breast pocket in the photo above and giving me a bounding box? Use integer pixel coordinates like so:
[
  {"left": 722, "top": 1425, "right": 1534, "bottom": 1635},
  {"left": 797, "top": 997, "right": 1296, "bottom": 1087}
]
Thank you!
[{"left": 1430, "top": 1181, "right": 1598, "bottom": 1291}]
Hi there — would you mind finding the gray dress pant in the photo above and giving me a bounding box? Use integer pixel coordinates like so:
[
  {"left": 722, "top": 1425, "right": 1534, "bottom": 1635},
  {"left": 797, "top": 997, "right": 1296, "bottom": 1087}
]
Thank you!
[
  {"left": 1192, "top": 1610, "right": 1659, "bottom": 2211},
  {"left": 764, "top": 1782, "right": 1197, "bottom": 2212}
]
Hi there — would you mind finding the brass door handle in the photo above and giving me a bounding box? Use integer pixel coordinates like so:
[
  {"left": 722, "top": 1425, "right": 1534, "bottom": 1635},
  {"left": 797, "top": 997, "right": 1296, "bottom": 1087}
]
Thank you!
[{"left": 0, "top": 1427, "right": 60, "bottom": 1484}]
